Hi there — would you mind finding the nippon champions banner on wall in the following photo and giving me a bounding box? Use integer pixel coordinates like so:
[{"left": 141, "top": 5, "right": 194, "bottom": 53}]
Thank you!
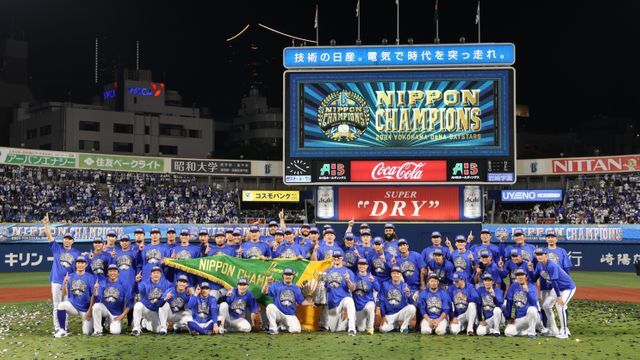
[
  {"left": 482, "top": 224, "right": 640, "bottom": 244},
  {"left": 0, "top": 224, "right": 308, "bottom": 244}
]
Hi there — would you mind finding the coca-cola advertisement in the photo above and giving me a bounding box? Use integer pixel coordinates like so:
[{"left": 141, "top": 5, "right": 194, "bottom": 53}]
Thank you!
[{"left": 350, "top": 160, "right": 447, "bottom": 182}]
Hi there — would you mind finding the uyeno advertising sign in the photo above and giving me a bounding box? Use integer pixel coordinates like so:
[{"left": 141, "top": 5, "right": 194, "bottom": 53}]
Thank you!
[
  {"left": 350, "top": 160, "right": 447, "bottom": 182},
  {"left": 315, "top": 186, "right": 482, "bottom": 222},
  {"left": 501, "top": 190, "right": 563, "bottom": 202}
]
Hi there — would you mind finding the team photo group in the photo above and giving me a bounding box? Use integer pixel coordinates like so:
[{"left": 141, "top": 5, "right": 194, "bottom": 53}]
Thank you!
[{"left": 46, "top": 213, "right": 576, "bottom": 339}]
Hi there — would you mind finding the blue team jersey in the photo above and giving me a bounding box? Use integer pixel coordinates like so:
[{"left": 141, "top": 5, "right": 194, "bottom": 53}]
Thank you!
[
  {"left": 502, "top": 243, "right": 536, "bottom": 263},
  {"left": 325, "top": 267, "right": 356, "bottom": 309},
  {"left": 418, "top": 288, "right": 451, "bottom": 319},
  {"left": 476, "top": 285, "right": 504, "bottom": 320},
  {"left": 447, "top": 283, "right": 479, "bottom": 317},
  {"left": 206, "top": 245, "right": 236, "bottom": 257},
  {"left": 188, "top": 294, "right": 219, "bottom": 323},
  {"left": 49, "top": 241, "right": 81, "bottom": 284},
  {"left": 162, "top": 286, "right": 191, "bottom": 313},
  {"left": 88, "top": 252, "right": 111, "bottom": 280},
  {"left": 274, "top": 243, "right": 303, "bottom": 259},
  {"left": 67, "top": 272, "right": 97, "bottom": 312},
  {"left": 172, "top": 244, "right": 201, "bottom": 286},
  {"left": 352, "top": 273, "right": 379, "bottom": 311},
  {"left": 341, "top": 246, "right": 359, "bottom": 271},
  {"left": 383, "top": 240, "right": 399, "bottom": 257},
  {"left": 137, "top": 278, "right": 173, "bottom": 311},
  {"left": 378, "top": 280, "right": 412, "bottom": 316},
  {"left": 546, "top": 247, "right": 572, "bottom": 273},
  {"left": 394, "top": 251, "right": 426, "bottom": 290},
  {"left": 112, "top": 249, "right": 137, "bottom": 287},
  {"left": 355, "top": 245, "right": 374, "bottom": 260},
  {"left": 241, "top": 241, "right": 272, "bottom": 259},
  {"left": 139, "top": 244, "right": 168, "bottom": 278},
  {"left": 450, "top": 250, "right": 474, "bottom": 280},
  {"left": 478, "top": 262, "right": 502, "bottom": 285},
  {"left": 534, "top": 260, "right": 576, "bottom": 293},
  {"left": 471, "top": 243, "right": 501, "bottom": 262},
  {"left": 226, "top": 289, "right": 259, "bottom": 319},
  {"left": 506, "top": 282, "right": 538, "bottom": 319},
  {"left": 421, "top": 245, "right": 451, "bottom": 262},
  {"left": 426, "top": 259, "right": 455, "bottom": 286},
  {"left": 316, "top": 244, "right": 342, "bottom": 260},
  {"left": 260, "top": 234, "right": 275, "bottom": 245},
  {"left": 96, "top": 278, "right": 132, "bottom": 316},
  {"left": 299, "top": 242, "right": 315, "bottom": 260},
  {"left": 366, "top": 251, "right": 393, "bottom": 282},
  {"left": 268, "top": 282, "right": 305, "bottom": 316},
  {"left": 502, "top": 260, "right": 533, "bottom": 284}
]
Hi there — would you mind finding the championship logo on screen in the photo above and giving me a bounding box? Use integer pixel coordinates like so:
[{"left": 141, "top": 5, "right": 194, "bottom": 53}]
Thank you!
[{"left": 317, "top": 90, "right": 369, "bottom": 142}]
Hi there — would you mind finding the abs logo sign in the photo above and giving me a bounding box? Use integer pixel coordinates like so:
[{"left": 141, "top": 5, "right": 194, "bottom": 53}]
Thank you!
[
  {"left": 448, "top": 160, "right": 484, "bottom": 181},
  {"left": 315, "top": 162, "right": 349, "bottom": 182}
]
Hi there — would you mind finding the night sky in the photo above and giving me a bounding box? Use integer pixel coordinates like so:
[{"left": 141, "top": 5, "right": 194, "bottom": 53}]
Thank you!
[{"left": 1, "top": 0, "right": 638, "bottom": 130}]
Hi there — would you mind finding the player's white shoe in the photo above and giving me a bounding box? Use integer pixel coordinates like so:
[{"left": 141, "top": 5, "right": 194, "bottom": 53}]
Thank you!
[
  {"left": 348, "top": 330, "right": 356, "bottom": 336},
  {"left": 556, "top": 331, "right": 569, "bottom": 339},
  {"left": 53, "top": 329, "right": 68, "bottom": 338}
]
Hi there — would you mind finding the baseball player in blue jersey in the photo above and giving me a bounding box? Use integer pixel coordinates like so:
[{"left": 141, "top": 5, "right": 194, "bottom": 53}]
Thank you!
[
  {"left": 44, "top": 214, "right": 81, "bottom": 336},
  {"left": 159, "top": 274, "right": 194, "bottom": 333},
  {"left": 341, "top": 232, "right": 360, "bottom": 271},
  {"left": 273, "top": 229, "right": 304, "bottom": 259},
  {"left": 421, "top": 231, "right": 452, "bottom": 262},
  {"left": 197, "top": 229, "right": 211, "bottom": 255},
  {"left": 323, "top": 250, "right": 357, "bottom": 335},
  {"left": 425, "top": 248, "right": 455, "bottom": 289},
  {"left": 474, "top": 249, "right": 503, "bottom": 287},
  {"left": 418, "top": 273, "right": 451, "bottom": 335},
  {"left": 367, "top": 237, "right": 393, "bottom": 283},
  {"left": 501, "top": 228, "right": 536, "bottom": 263},
  {"left": 312, "top": 228, "right": 342, "bottom": 260},
  {"left": 91, "top": 264, "right": 133, "bottom": 335},
  {"left": 205, "top": 230, "right": 236, "bottom": 257},
  {"left": 500, "top": 249, "right": 533, "bottom": 292},
  {"left": 533, "top": 248, "right": 576, "bottom": 339},
  {"left": 88, "top": 237, "right": 110, "bottom": 281},
  {"left": 356, "top": 228, "right": 374, "bottom": 259},
  {"left": 504, "top": 268, "right": 540, "bottom": 338},
  {"left": 470, "top": 228, "right": 501, "bottom": 262},
  {"left": 378, "top": 266, "right": 416, "bottom": 334},
  {"left": 131, "top": 266, "right": 173, "bottom": 335},
  {"left": 450, "top": 235, "right": 475, "bottom": 282},
  {"left": 352, "top": 258, "right": 379, "bottom": 334},
  {"left": 269, "top": 228, "right": 285, "bottom": 252},
  {"left": 104, "top": 230, "right": 118, "bottom": 253},
  {"left": 186, "top": 282, "right": 220, "bottom": 335},
  {"left": 382, "top": 223, "right": 399, "bottom": 257},
  {"left": 447, "top": 272, "right": 479, "bottom": 335},
  {"left": 392, "top": 239, "right": 426, "bottom": 296},
  {"left": 261, "top": 220, "right": 279, "bottom": 244},
  {"left": 476, "top": 273, "right": 504, "bottom": 336},
  {"left": 299, "top": 227, "right": 319, "bottom": 259},
  {"left": 219, "top": 277, "right": 260, "bottom": 333},
  {"left": 239, "top": 226, "right": 272, "bottom": 259},
  {"left": 56, "top": 255, "right": 96, "bottom": 337},
  {"left": 263, "top": 268, "right": 314, "bottom": 334},
  {"left": 165, "top": 227, "right": 178, "bottom": 249},
  {"left": 133, "top": 227, "right": 146, "bottom": 255},
  {"left": 544, "top": 230, "right": 572, "bottom": 274},
  {"left": 138, "top": 229, "right": 169, "bottom": 279},
  {"left": 170, "top": 229, "right": 201, "bottom": 288}
]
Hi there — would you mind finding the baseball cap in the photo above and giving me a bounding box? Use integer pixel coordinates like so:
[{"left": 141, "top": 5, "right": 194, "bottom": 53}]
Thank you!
[
  {"left": 283, "top": 268, "right": 295, "bottom": 275},
  {"left": 432, "top": 248, "right": 444, "bottom": 256},
  {"left": 176, "top": 274, "right": 189, "bottom": 282},
  {"left": 63, "top": 233, "right": 74, "bottom": 239},
  {"left": 107, "top": 264, "right": 119, "bottom": 271},
  {"left": 106, "top": 230, "right": 117, "bottom": 237},
  {"left": 214, "top": 230, "right": 225, "bottom": 237},
  {"left": 225, "top": 228, "right": 234, "bottom": 234},
  {"left": 455, "top": 235, "right": 466, "bottom": 242},
  {"left": 513, "top": 228, "right": 524, "bottom": 236},
  {"left": 390, "top": 266, "right": 402, "bottom": 273},
  {"left": 428, "top": 273, "right": 439, "bottom": 280},
  {"left": 166, "top": 227, "right": 176, "bottom": 234},
  {"left": 480, "top": 228, "right": 491, "bottom": 234},
  {"left": 151, "top": 266, "right": 162, "bottom": 273},
  {"left": 301, "top": 223, "right": 311, "bottom": 229},
  {"left": 324, "top": 228, "right": 335, "bottom": 235},
  {"left": 274, "top": 228, "right": 284, "bottom": 236},
  {"left": 398, "top": 238, "right": 408, "bottom": 246},
  {"left": 344, "top": 232, "right": 354, "bottom": 240},
  {"left": 268, "top": 221, "right": 279, "bottom": 227},
  {"left": 373, "top": 237, "right": 383, "bottom": 245},
  {"left": 200, "top": 282, "right": 211, "bottom": 289},
  {"left": 249, "top": 225, "right": 259, "bottom": 232},
  {"left": 150, "top": 228, "right": 160, "bottom": 234},
  {"left": 357, "top": 257, "right": 368, "bottom": 264},
  {"left": 332, "top": 249, "right": 344, "bottom": 257},
  {"left": 452, "top": 272, "right": 465, "bottom": 282},
  {"left": 93, "top": 237, "right": 104, "bottom": 243},
  {"left": 199, "top": 228, "right": 210, "bottom": 235},
  {"left": 482, "top": 273, "right": 494, "bottom": 281},
  {"left": 510, "top": 248, "right": 522, "bottom": 257},
  {"left": 545, "top": 230, "right": 557, "bottom": 237},
  {"left": 284, "top": 227, "right": 293, "bottom": 234},
  {"left": 180, "top": 229, "right": 190, "bottom": 236},
  {"left": 384, "top": 223, "right": 395, "bottom": 229},
  {"left": 431, "top": 231, "right": 442, "bottom": 238},
  {"left": 323, "top": 224, "right": 332, "bottom": 229},
  {"left": 479, "top": 249, "right": 491, "bottom": 258},
  {"left": 237, "top": 277, "right": 248, "bottom": 285},
  {"left": 360, "top": 229, "right": 371, "bottom": 236},
  {"left": 119, "top": 235, "right": 130, "bottom": 242},
  {"left": 232, "top": 228, "right": 242, "bottom": 236},
  {"left": 360, "top": 223, "right": 370, "bottom": 229},
  {"left": 534, "top": 247, "right": 547, "bottom": 255},
  {"left": 134, "top": 228, "right": 145, "bottom": 234},
  {"left": 514, "top": 268, "right": 527, "bottom": 276},
  {"left": 309, "top": 227, "right": 319, "bottom": 234},
  {"left": 75, "top": 255, "right": 87, "bottom": 263}
]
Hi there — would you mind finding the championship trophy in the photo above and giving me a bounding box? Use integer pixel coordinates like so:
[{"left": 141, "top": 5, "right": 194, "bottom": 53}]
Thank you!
[{"left": 314, "top": 271, "right": 327, "bottom": 305}]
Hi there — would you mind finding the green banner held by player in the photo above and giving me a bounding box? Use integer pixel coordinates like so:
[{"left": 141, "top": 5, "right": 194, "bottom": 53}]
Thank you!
[{"left": 164, "top": 255, "right": 331, "bottom": 304}]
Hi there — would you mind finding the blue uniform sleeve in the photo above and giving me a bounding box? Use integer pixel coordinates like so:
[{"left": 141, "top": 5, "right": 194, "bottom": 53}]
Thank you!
[
  {"left": 294, "top": 286, "right": 305, "bottom": 305},
  {"left": 124, "top": 286, "right": 133, "bottom": 308},
  {"left": 441, "top": 293, "right": 451, "bottom": 318},
  {"left": 505, "top": 287, "right": 514, "bottom": 320},
  {"left": 372, "top": 278, "right": 381, "bottom": 292},
  {"left": 268, "top": 283, "right": 276, "bottom": 299},
  {"left": 494, "top": 287, "right": 504, "bottom": 305},
  {"left": 210, "top": 298, "right": 219, "bottom": 322},
  {"left": 247, "top": 293, "right": 259, "bottom": 314},
  {"left": 377, "top": 284, "right": 388, "bottom": 317},
  {"left": 49, "top": 240, "right": 61, "bottom": 254},
  {"left": 561, "top": 249, "right": 572, "bottom": 273},
  {"left": 499, "top": 242, "right": 507, "bottom": 259},
  {"left": 187, "top": 295, "right": 198, "bottom": 309}
]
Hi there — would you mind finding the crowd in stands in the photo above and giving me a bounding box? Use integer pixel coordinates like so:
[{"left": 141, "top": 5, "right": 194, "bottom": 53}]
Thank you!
[{"left": 0, "top": 166, "right": 240, "bottom": 224}]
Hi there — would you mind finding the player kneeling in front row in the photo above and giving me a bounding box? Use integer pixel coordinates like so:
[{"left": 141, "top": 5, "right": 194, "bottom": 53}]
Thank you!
[
  {"left": 378, "top": 266, "right": 416, "bottom": 333},
  {"left": 447, "top": 271, "right": 479, "bottom": 336},
  {"left": 92, "top": 264, "right": 132, "bottom": 335},
  {"left": 504, "top": 269, "right": 540, "bottom": 339},
  {"left": 186, "top": 282, "right": 220, "bottom": 335},
  {"left": 159, "top": 274, "right": 193, "bottom": 334},
  {"left": 352, "top": 258, "right": 379, "bottom": 334},
  {"left": 263, "top": 267, "right": 314, "bottom": 334},
  {"left": 418, "top": 273, "right": 451, "bottom": 335},
  {"left": 131, "top": 266, "right": 173, "bottom": 336},
  {"left": 219, "top": 277, "right": 260, "bottom": 333},
  {"left": 55, "top": 255, "right": 96, "bottom": 337},
  {"left": 476, "top": 273, "right": 503, "bottom": 336}
]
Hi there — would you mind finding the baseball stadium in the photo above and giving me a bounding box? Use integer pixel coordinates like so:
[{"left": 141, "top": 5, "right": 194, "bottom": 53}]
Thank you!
[{"left": 1, "top": 1, "right": 639, "bottom": 359}]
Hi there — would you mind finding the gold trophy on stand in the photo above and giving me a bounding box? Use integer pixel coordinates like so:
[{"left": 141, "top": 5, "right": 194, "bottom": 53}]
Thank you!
[{"left": 297, "top": 271, "right": 326, "bottom": 331}]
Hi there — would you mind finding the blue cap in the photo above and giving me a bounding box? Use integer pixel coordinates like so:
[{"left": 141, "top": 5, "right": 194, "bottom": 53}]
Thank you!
[
  {"left": 428, "top": 273, "right": 439, "bottom": 280},
  {"left": 249, "top": 225, "right": 259, "bottom": 232},
  {"left": 357, "top": 257, "right": 368, "bottom": 264},
  {"left": 106, "top": 230, "right": 117, "bottom": 237},
  {"left": 200, "top": 282, "right": 211, "bottom": 289},
  {"left": 134, "top": 228, "right": 145, "bottom": 234},
  {"left": 431, "top": 231, "right": 442, "bottom": 238},
  {"left": 398, "top": 238, "right": 408, "bottom": 245},
  {"left": 534, "top": 247, "right": 547, "bottom": 255},
  {"left": 119, "top": 235, "right": 130, "bottom": 241},
  {"left": 237, "top": 277, "right": 248, "bottom": 285},
  {"left": 309, "top": 227, "right": 319, "bottom": 233},
  {"left": 150, "top": 228, "right": 160, "bottom": 234},
  {"left": 545, "top": 230, "right": 557, "bottom": 237},
  {"left": 199, "top": 229, "right": 210, "bottom": 235},
  {"left": 268, "top": 221, "right": 278, "bottom": 227},
  {"left": 514, "top": 268, "right": 526, "bottom": 276},
  {"left": 167, "top": 227, "right": 176, "bottom": 234},
  {"left": 360, "top": 223, "right": 370, "bottom": 229},
  {"left": 373, "top": 236, "right": 383, "bottom": 244},
  {"left": 301, "top": 223, "right": 311, "bottom": 229},
  {"left": 180, "top": 229, "right": 190, "bottom": 236},
  {"left": 274, "top": 228, "right": 284, "bottom": 235},
  {"left": 513, "top": 228, "right": 524, "bottom": 236},
  {"left": 324, "top": 228, "right": 335, "bottom": 235},
  {"left": 482, "top": 273, "right": 494, "bottom": 281},
  {"left": 214, "top": 230, "right": 225, "bottom": 237},
  {"left": 232, "top": 228, "right": 242, "bottom": 235},
  {"left": 390, "top": 266, "right": 402, "bottom": 273},
  {"left": 284, "top": 227, "right": 293, "bottom": 234},
  {"left": 75, "top": 255, "right": 87, "bottom": 263},
  {"left": 225, "top": 228, "right": 234, "bottom": 233},
  {"left": 63, "top": 232, "right": 74, "bottom": 239},
  {"left": 176, "top": 274, "right": 189, "bottom": 282},
  {"left": 510, "top": 248, "right": 522, "bottom": 257},
  {"left": 452, "top": 272, "right": 466, "bottom": 282},
  {"left": 479, "top": 249, "right": 491, "bottom": 257},
  {"left": 480, "top": 228, "right": 491, "bottom": 234},
  {"left": 455, "top": 235, "right": 466, "bottom": 242},
  {"left": 384, "top": 223, "right": 395, "bottom": 229},
  {"left": 332, "top": 249, "right": 344, "bottom": 257},
  {"left": 93, "top": 237, "right": 104, "bottom": 243},
  {"left": 107, "top": 264, "right": 119, "bottom": 271},
  {"left": 151, "top": 266, "right": 162, "bottom": 273},
  {"left": 360, "top": 229, "right": 371, "bottom": 236},
  {"left": 344, "top": 232, "right": 354, "bottom": 240},
  {"left": 432, "top": 248, "right": 444, "bottom": 255},
  {"left": 283, "top": 268, "right": 295, "bottom": 275},
  {"left": 323, "top": 224, "right": 332, "bottom": 229}
]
